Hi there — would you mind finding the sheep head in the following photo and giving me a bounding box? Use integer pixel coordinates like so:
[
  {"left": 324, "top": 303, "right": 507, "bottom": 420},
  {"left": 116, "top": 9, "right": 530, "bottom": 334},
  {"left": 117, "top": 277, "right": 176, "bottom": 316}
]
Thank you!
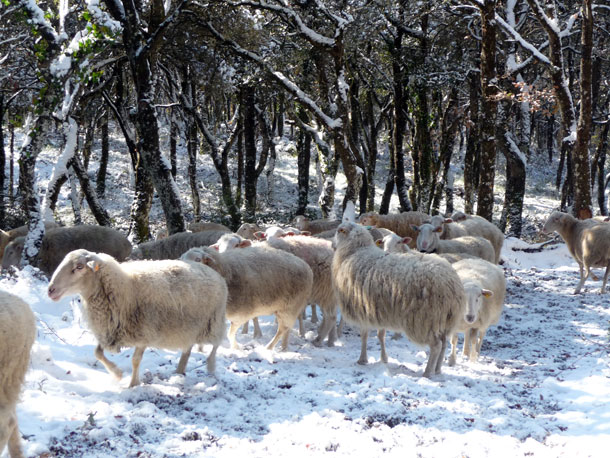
[
  {"left": 1, "top": 237, "right": 25, "bottom": 271},
  {"left": 414, "top": 223, "right": 441, "bottom": 253},
  {"left": 358, "top": 212, "right": 379, "bottom": 226},
  {"left": 47, "top": 249, "right": 103, "bottom": 301},
  {"left": 381, "top": 233, "right": 411, "bottom": 253},
  {"left": 332, "top": 222, "right": 374, "bottom": 252},
  {"left": 542, "top": 211, "right": 571, "bottom": 234},
  {"left": 462, "top": 281, "right": 493, "bottom": 325}
]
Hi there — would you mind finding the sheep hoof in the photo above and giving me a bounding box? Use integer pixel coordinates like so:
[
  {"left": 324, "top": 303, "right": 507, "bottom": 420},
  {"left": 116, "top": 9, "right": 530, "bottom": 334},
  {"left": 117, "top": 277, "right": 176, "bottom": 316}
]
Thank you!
[
  {"left": 357, "top": 358, "right": 368, "bottom": 365},
  {"left": 312, "top": 339, "right": 323, "bottom": 348}
]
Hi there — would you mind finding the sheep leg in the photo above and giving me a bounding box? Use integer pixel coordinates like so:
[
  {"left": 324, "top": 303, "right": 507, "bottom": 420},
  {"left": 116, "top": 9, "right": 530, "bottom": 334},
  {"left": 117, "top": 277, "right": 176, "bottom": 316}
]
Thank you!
[
  {"left": 228, "top": 321, "right": 245, "bottom": 349},
  {"left": 601, "top": 262, "right": 610, "bottom": 294},
  {"left": 241, "top": 321, "right": 249, "bottom": 334},
  {"left": 7, "top": 412, "right": 23, "bottom": 458},
  {"left": 252, "top": 318, "right": 262, "bottom": 338},
  {"left": 94, "top": 344, "right": 123, "bottom": 379},
  {"left": 574, "top": 262, "right": 589, "bottom": 294},
  {"left": 297, "top": 315, "right": 305, "bottom": 337},
  {"left": 310, "top": 304, "right": 318, "bottom": 323},
  {"left": 176, "top": 346, "right": 192, "bottom": 375},
  {"left": 434, "top": 335, "right": 448, "bottom": 375},
  {"left": 206, "top": 343, "right": 219, "bottom": 374},
  {"left": 129, "top": 346, "right": 146, "bottom": 388},
  {"left": 313, "top": 308, "right": 338, "bottom": 347},
  {"left": 357, "top": 329, "right": 369, "bottom": 365},
  {"left": 378, "top": 329, "right": 388, "bottom": 363},
  {"left": 471, "top": 328, "right": 486, "bottom": 362},
  {"left": 267, "top": 320, "right": 290, "bottom": 351},
  {"left": 448, "top": 333, "right": 458, "bottom": 367},
  {"left": 462, "top": 329, "right": 473, "bottom": 359},
  {"left": 391, "top": 332, "right": 403, "bottom": 340},
  {"left": 337, "top": 316, "right": 345, "bottom": 334},
  {"left": 423, "top": 338, "right": 442, "bottom": 378},
  {"left": 327, "top": 324, "right": 338, "bottom": 347}
]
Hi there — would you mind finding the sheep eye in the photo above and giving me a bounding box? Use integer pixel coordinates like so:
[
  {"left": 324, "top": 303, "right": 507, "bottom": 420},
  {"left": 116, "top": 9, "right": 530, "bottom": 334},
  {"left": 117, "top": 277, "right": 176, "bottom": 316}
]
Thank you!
[{"left": 76, "top": 264, "right": 84, "bottom": 270}]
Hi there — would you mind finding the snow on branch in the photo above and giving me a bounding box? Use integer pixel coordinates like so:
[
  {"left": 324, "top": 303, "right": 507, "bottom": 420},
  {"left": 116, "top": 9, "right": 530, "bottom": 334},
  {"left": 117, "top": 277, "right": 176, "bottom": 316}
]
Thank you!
[
  {"left": 201, "top": 19, "right": 341, "bottom": 130},
  {"left": 495, "top": 14, "right": 551, "bottom": 65},
  {"left": 229, "top": 0, "right": 336, "bottom": 48},
  {"left": 17, "top": 0, "right": 61, "bottom": 51}
]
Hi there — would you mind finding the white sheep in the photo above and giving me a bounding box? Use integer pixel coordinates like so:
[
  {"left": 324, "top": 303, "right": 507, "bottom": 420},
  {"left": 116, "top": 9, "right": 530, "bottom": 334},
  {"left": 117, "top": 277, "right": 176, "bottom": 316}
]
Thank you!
[
  {"left": 235, "top": 223, "right": 264, "bottom": 240},
  {"left": 0, "top": 290, "right": 36, "bottom": 458},
  {"left": 449, "top": 212, "right": 504, "bottom": 264},
  {"left": 293, "top": 215, "right": 340, "bottom": 235},
  {"left": 332, "top": 222, "right": 465, "bottom": 377},
  {"left": 358, "top": 211, "right": 430, "bottom": 249},
  {"left": 265, "top": 235, "right": 338, "bottom": 346},
  {"left": 2, "top": 225, "right": 132, "bottom": 276},
  {"left": 429, "top": 215, "right": 468, "bottom": 240},
  {"left": 181, "top": 245, "right": 313, "bottom": 351},
  {"left": 542, "top": 211, "right": 610, "bottom": 293},
  {"left": 47, "top": 249, "right": 227, "bottom": 387},
  {"left": 413, "top": 223, "right": 496, "bottom": 263},
  {"left": 448, "top": 258, "right": 506, "bottom": 366},
  {"left": 130, "top": 229, "right": 229, "bottom": 260}
]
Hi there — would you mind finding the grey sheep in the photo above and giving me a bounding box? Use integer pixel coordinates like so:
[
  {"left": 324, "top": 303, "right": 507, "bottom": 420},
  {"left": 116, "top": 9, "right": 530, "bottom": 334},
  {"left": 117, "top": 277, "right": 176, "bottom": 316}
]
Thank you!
[
  {"left": 181, "top": 245, "right": 313, "bottom": 351},
  {"left": 413, "top": 223, "right": 495, "bottom": 264},
  {"left": 332, "top": 222, "right": 466, "bottom": 378},
  {"left": 542, "top": 210, "right": 610, "bottom": 293},
  {"left": 0, "top": 221, "right": 60, "bottom": 260},
  {"left": 130, "top": 230, "right": 229, "bottom": 260},
  {"left": 449, "top": 258, "right": 506, "bottom": 366},
  {"left": 358, "top": 211, "right": 430, "bottom": 249},
  {"left": 293, "top": 215, "right": 340, "bottom": 235},
  {"left": 2, "top": 225, "right": 132, "bottom": 276},
  {"left": 0, "top": 290, "right": 36, "bottom": 458},
  {"left": 47, "top": 249, "right": 227, "bottom": 388}
]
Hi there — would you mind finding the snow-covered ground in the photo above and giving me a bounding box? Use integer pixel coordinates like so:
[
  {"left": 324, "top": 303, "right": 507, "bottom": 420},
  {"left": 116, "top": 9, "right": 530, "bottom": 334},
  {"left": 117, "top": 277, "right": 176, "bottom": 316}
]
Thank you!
[{"left": 2, "top": 129, "right": 610, "bottom": 457}]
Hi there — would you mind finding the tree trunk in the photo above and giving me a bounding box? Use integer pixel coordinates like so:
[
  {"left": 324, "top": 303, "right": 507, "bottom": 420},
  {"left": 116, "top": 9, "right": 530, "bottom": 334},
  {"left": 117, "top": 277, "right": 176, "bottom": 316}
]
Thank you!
[
  {"left": 9, "top": 121, "right": 15, "bottom": 203},
  {"left": 464, "top": 71, "right": 480, "bottom": 214},
  {"left": 0, "top": 94, "right": 5, "bottom": 225},
  {"left": 595, "top": 121, "right": 609, "bottom": 216},
  {"left": 170, "top": 115, "right": 178, "bottom": 178},
  {"left": 296, "top": 109, "right": 311, "bottom": 215},
  {"left": 243, "top": 85, "right": 257, "bottom": 222},
  {"left": 187, "top": 122, "right": 200, "bottom": 222},
  {"left": 69, "top": 154, "right": 112, "bottom": 226},
  {"left": 475, "top": 0, "right": 498, "bottom": 221},
  {"left": 96, "top": 110, "right": 109, "bottom": 198},
  {"left": 380, "top": 123, "right": 396, "bottom": 215},
  {"left": 571, "top": 0, "right": 593, "bottom": 219},
  {"left": 363, "top": 89, "right": 379, "bottom": 212}
]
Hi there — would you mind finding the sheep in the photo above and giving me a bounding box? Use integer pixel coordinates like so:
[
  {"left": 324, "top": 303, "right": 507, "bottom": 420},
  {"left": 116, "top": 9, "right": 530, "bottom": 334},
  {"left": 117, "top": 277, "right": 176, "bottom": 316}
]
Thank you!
[
  {"left": 542, "top": 210, "right": 610, "bottom": 294},
  {"left": 264, "top": 235, "right": 338, "bottom": 347},
  {"left": 429, "top": 215, "right": 468, "bottom": 240},
  {"left": 2, "top": 225, "right": 132, "bottom": 276},
  {"left": 449, "top": 212, "right": 504, "bottom": 264},
  {"left": 0, "top": 291, "right": 36, "bottom": 458},
  {"left": 47, "top": 249, "right": 227, "bottom": 387},
  {"left": 448, "top": 258, "right": 506, "bottom": 366},
  {"left": 181, "top": 245, "right": 313, "bottom": 351},
  {"left": 332, "top": 222, "right": 466, "bottom": 377},
  {"left": 358, "top": 211, "right": 430, "bottom": 249},
  {"left": 0, "top": 221, "right": 60, "bottom": 260},
  {"left": 293, "top": 215, "right": 340, "bottom": 235},
  {"left": 413, "top": 223, "right": 495, "bottom": 264},
  {"left": 236, "top": 223, "right": 264, "bottom": 240},
  {"left": 188, "top": 221, "right": 232, "bottom": 233},
  {"left": 130, "top": 230, "right": 229, "bottom": 260}
]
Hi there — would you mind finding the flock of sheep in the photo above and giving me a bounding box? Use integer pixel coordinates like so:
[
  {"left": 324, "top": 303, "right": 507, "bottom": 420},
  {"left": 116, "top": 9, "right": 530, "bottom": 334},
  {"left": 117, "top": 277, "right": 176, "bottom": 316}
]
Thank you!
[{"left": 2, "top": 207, "right": 610, "bottom": 457}]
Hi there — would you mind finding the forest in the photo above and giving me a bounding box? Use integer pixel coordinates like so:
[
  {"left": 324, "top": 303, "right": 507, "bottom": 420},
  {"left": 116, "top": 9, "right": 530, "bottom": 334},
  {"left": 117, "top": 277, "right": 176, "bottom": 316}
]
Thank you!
[{"left": 1, "top": 0, "right": 608, "bottom": 246}]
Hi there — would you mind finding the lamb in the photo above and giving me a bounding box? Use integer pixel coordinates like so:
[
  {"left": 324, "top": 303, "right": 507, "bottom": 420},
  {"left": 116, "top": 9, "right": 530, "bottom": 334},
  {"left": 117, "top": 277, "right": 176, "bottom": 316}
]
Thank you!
[
  {"left": 47, "top": 249, "right": 227, "bottom": 387},
  {"left": 2, "top": 225, "right": 132, "bottom": 276},
  {"left": 358, "top": 211, "right": 430, "bottom": 249},
  {"left": 264, "top": 235, "right": 338, "bottom": 346},
  {"left": 332, "top": 222, "right": 466, "bottom": 377},
  {"left": 235, "top": 223, "right": 264, "bottom": 240},
  {"left": 0, "top": 220, "right": 60, "bottom": 260},
  {"left": 130, "top": 230, "right": 229, "bottom": 260},
  {"left": 449, "top": 212, "right": 504, "bottom": 264},
  {"left": 293, "top": 215, "right": 340, "bottom": 235},
  {"left": 542, "top": 210, "right": 610, "bottom": 293},
  {"left": 181, "top": 245, "right": 313, "bottom": 351},
  {"left": 449, "top": 258, "right": 506, "bottom": 366},
  {"left": 429, "top": 215, "right": 468, "bottom": 240},
  {"left": 413, "top": 223, "right": 495, "bottom": 264},
  {"left": 0, "top": 291, "right": 36, "bottom": 458}
]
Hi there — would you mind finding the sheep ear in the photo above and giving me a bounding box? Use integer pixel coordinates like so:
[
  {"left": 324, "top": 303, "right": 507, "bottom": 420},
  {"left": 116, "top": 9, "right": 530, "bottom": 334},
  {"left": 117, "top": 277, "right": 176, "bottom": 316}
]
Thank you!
[
  {"left": 86, "top": 260, "right": 100, "bottom": 272},
  {"left": 402, "top": 237, "right": 412, "bottom": 245},
  {"left": 433, "top": 226, "right": 443, "bottom": 233},
  {"left": 201, "top": 255, "right": 215, "bottom": 267},
  {"left": 444, "top": 218, "right": 453, "bottom": 224},
  {"left": 301, "top": 231, "right": 311, "bottom": 236},
  {"left": 238, "top": 240, "right": 252, "bottom": 248},
  {"left": 375, "top": 239, "right": 383, "bottom": 247},
  {"left": 211, "top": 244, "right": 220, "bottom": 251},
  {"left": 411, "top": 225, "right": 420, "bottom": 232},
  {"left": 284, "top": 231, "right": 295, "bottom": 237},
  {"left": 481, "top": 289, "right": 494, "bottom": 298},
  {"left": 254, "top": 231, "right": 266, "bottom": 240}
]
